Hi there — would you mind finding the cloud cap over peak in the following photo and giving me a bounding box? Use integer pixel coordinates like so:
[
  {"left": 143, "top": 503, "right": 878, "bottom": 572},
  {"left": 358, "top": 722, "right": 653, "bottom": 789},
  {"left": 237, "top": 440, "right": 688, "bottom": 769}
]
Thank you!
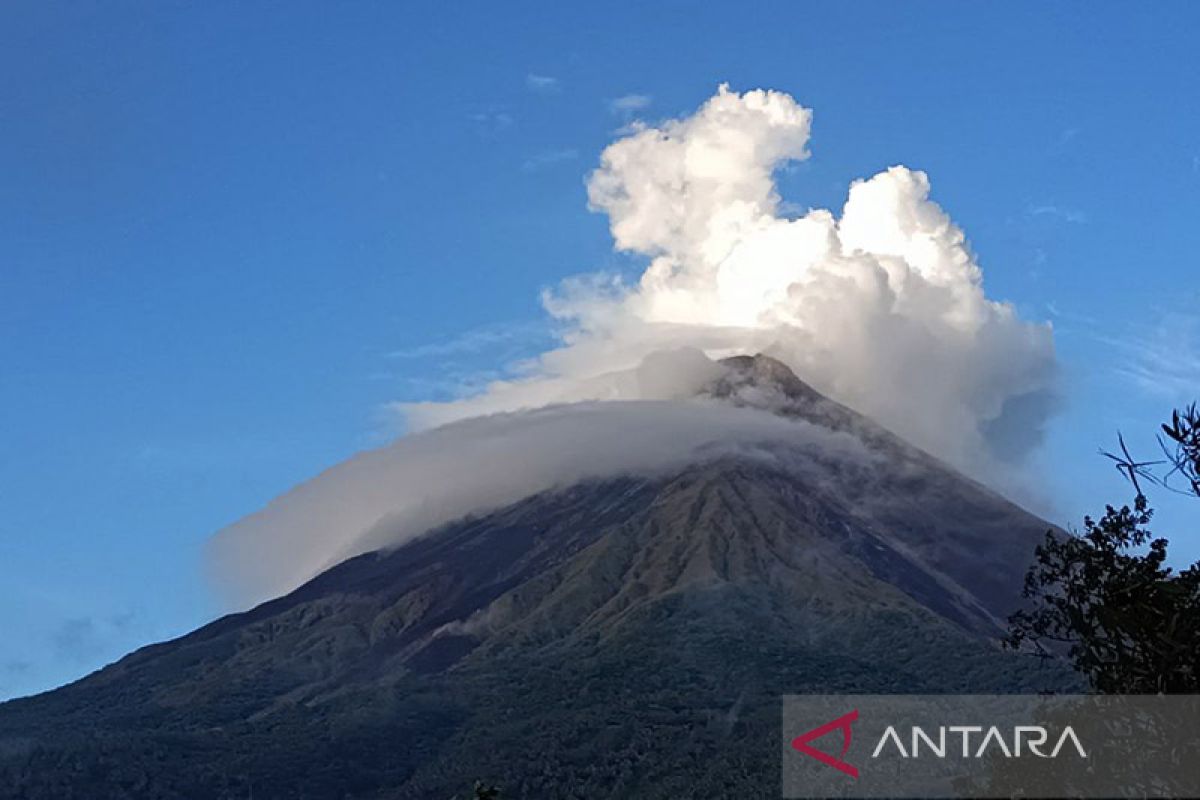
[{"left": 210, "top": 390, "right": 873, "bottom": 607}]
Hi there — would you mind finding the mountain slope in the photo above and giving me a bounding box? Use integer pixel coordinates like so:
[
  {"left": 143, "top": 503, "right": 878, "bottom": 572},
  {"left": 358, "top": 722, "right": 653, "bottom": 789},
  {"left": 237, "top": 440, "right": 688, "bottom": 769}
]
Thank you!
[{"left": 0, "top": 356, "right": 1075, "bottom": 799}]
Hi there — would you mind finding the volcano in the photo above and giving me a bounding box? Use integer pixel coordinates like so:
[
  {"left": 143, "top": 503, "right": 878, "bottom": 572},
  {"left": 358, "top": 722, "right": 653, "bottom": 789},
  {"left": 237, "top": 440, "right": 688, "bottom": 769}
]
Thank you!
[{"left": 0, "top": 355, "right": 1073, "bottom": 799}]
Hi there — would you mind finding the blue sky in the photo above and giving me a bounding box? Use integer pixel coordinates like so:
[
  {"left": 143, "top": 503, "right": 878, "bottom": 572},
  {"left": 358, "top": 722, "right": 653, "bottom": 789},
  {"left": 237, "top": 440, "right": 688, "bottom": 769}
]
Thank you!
[{"left": 1, "top": 2, "right": 1198, "bottom": 699}]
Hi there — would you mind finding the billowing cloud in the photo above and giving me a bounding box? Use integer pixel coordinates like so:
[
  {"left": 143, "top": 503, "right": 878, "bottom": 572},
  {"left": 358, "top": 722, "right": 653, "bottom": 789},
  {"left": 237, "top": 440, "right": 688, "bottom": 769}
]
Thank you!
[{"left": 404, "top": 85, "right": 1058, "bottom": 477}]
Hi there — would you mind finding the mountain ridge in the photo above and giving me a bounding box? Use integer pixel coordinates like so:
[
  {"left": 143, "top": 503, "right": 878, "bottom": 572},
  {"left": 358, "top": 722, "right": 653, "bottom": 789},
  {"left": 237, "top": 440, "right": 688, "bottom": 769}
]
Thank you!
[{"left": 0, "top": 354, "right": 1075, "bottom": 799}]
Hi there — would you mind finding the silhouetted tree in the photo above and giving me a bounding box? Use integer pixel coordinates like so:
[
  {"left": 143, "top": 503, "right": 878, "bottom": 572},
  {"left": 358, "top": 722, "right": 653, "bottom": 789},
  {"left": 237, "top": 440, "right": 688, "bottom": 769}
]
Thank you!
[
  {"left": 1158, "top": 403, "right": 1200, "bottom": 496},
  {"left": 1007, "top": 405, "right": 1200, "bottom": 693}
]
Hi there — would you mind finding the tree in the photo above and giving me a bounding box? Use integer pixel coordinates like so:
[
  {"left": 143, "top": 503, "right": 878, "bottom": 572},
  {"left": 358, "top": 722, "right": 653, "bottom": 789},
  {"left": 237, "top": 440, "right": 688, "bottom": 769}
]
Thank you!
[
  {"left": 1006, "top": 405, "right": 1200, "bottom": 693},
  {"left": 1156, "top": 403, "right": 1200, "bottom": 496}
]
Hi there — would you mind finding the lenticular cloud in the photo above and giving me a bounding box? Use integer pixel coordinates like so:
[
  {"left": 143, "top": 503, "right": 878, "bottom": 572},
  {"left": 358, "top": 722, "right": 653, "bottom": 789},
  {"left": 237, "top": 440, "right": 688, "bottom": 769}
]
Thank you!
[{"left": 406, "top": 85, "right": 1057, "bottom": 475}]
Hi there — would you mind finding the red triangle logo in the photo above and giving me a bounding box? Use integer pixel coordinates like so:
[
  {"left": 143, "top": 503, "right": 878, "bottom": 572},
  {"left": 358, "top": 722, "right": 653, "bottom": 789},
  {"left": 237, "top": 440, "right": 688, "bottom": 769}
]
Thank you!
[{"left": 791, "top": 709, "right": 859, "bottom": 779}]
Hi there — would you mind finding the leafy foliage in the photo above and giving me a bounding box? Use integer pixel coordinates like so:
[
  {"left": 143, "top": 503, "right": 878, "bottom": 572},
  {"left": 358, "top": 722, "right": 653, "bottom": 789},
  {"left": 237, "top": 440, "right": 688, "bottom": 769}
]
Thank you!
[
  {"left": 1105, "top": 403, "right": 1200, "bottom": 498},
  {"left": 1161, "top": 403, "right": 1200, "bottom": 496},
  {"left": 1009, "top": 405, "right": 1200, "bottom": 693}
]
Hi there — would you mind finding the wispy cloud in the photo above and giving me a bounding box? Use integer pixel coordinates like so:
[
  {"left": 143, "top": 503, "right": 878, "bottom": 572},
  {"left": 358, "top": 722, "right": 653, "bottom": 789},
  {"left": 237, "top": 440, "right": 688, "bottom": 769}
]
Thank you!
[
  {"left": 525, "top": 73, "right": 560, "bottom": 94},
  {"left": 1046, "top": 300, "right": 1199, "bottom": 402},
  {"left": 468, "top": 110, "right": 515, "bottom": 136},
  {"left": 609, "top": 93, "right": 652, "bottom": 115},
  {"left": 522, "top": 147, "right": 579, "bottom": 172},
  {"left": 1025, "top": 204, "right": 1088, "bottom": 224},
  {"left": 386, "top": 321, "right": 550, "bottom": 361},
  {"left": 381, "top": 322, "right": 554, "bottom": 430},
  {"left": 1046, "top": 127, "right": 1082, "bottom": 157},
  {"left": 1107, "top": 312, "right": 1200, "bottom": 401}
]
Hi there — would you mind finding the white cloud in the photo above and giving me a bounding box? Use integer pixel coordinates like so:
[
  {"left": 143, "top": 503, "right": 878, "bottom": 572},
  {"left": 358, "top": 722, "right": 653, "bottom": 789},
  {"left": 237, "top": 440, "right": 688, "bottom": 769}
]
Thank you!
[
  {"left": 469, "top": 110, "right": 515, "bottom": 136},
  {"left": 209, "top": 84, "right": 1064, "bottom": 607},
  {"left": 1108, "top": 311, "right": 1200, "bottom": 401},
  {"left": 1026, "top": 204, "right": 1087, "bottom": 224},
  {"left": 526, "top": 73, "right": 561, "bottom": 94},
  {"left": 1047, "top": 299, "right": 1198, "bottom": 403},
  {"left": 610, "top": 93, "right": 652, "bottom": 114},
  {"left": 209, "top": 393, "right": 873, "bottom": 607},
  {"left": 405, "top": 85, "right": 1059, "bottom": 477},
  {"left": 386, "top": 321, "right": 548, "bottom": 361},
  {"left": 522, "top": 148, "right": 579, "bottom": 172}
]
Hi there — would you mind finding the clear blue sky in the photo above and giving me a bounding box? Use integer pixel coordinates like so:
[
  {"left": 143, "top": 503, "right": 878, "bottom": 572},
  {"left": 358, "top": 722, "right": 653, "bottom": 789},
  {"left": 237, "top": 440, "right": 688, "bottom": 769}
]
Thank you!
[{"left": 2, "top": 2, "right": 1197, "bottom": 699}]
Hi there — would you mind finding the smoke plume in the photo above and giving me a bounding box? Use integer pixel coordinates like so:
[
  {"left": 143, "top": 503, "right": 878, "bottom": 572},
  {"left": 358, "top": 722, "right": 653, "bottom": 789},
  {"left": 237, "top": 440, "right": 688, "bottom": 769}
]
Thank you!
[{"left": 405, "top": 85, "right": 1058, "bottom": 474}]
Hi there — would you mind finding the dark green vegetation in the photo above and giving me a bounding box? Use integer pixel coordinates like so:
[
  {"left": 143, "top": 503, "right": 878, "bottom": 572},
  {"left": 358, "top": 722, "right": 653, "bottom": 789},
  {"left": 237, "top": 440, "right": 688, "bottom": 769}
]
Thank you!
[
  {"left": 1008, "top": 404, "right": 1200, "bottom": 693},
  {"left": 0, "top": 356, "right": 1077, "bottom": 798}
]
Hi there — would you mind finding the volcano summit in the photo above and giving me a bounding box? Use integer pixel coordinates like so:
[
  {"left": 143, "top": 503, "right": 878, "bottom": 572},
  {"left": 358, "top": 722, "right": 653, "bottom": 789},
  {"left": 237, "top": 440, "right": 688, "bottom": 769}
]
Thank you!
[{"left": 0, "top": 355, "right": 1073, "bottom": 799}]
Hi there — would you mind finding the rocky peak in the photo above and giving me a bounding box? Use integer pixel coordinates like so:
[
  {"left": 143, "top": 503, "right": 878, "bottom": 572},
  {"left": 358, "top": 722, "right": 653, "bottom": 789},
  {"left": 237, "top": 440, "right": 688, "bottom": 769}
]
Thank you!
[
  {"left": 703, "top": 353, "right": 863, "bottom": 436},
  {"left": 712, "top": 353, "right": 826, "bottom": 403}
]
